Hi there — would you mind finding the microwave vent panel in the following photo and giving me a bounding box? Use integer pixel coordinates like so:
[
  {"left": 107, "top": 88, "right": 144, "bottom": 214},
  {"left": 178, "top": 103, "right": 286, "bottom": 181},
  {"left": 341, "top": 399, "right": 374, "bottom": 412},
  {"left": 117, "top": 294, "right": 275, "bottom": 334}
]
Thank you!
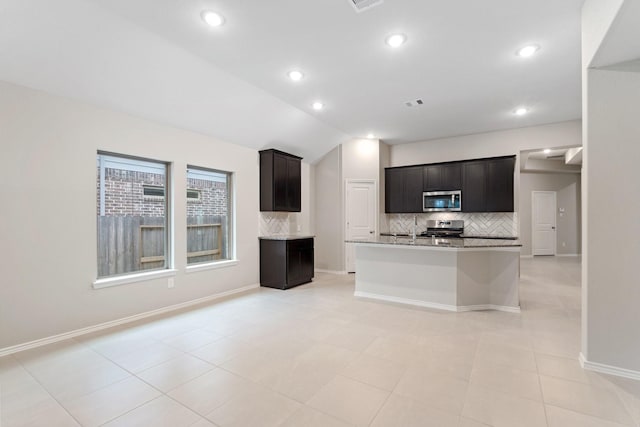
[{"left": 405, "top": 98, "right": 425, "bottom": 107}]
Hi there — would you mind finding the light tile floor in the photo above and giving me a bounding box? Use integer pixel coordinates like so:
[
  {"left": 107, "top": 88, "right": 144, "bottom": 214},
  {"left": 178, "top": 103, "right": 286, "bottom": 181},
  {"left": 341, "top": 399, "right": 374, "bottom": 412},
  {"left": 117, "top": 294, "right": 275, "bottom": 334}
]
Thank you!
[{"left": 1, "top": 257, "right": 639, "bottom": 426}]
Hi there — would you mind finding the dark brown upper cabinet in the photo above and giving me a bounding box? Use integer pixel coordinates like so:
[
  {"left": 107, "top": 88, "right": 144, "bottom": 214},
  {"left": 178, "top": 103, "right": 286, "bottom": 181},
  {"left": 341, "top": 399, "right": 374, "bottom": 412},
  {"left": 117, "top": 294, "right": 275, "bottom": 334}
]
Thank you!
[
  {"left": 260, "top": 149, "right": 302, "bottom": 212},
  {"left": 423, "top": 163, "right": 462, "bottom": 191},
  {"left": 461, "top": 160, "right": 487, "bottom": 212},
  {"left": 385, "top": 155, "right": 515, "bottom": 214},
  {"left": 385, "top": 166, "right": 423, "bottom": 213},
  {"left": 485, "top": 157, "right": 516, "bottom": 212},
  {"left": 461, "top": 156, "right": 515, "bottom": 212}
]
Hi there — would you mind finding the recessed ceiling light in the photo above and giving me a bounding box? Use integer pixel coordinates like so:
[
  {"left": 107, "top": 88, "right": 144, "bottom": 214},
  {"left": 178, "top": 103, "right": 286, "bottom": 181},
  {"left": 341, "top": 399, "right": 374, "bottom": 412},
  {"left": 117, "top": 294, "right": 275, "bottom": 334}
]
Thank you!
[
  {"left": 514, "top": 107, "right": 529, "bottom": 116},
  {"left": 312, "top": 101, "right": 324, "bottom": 111},
  {"left": 288, "top": 70, "right": 304, "bottom": 81},
  {"left": 516, "top": 45, "right": 540, "bottom": 58},
  {"left": 201, "top": 11, "right": 224, "bottom": 27},
  {"left": 385, "top": 34, "right": 407, "bottom": 48},
  {"left": 367, "top": 133, "right": 376, "bottom": 139},
  {"left": 543, "top": 149, "right": 551, "bottom": 154}
]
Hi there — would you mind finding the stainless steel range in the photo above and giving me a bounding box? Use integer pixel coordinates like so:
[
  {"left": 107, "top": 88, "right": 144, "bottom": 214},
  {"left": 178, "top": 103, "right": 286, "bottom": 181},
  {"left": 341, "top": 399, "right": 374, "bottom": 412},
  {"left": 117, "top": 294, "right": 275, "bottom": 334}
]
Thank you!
[{"left": 420, "top": 220, "right": 464, "bottom": 238}]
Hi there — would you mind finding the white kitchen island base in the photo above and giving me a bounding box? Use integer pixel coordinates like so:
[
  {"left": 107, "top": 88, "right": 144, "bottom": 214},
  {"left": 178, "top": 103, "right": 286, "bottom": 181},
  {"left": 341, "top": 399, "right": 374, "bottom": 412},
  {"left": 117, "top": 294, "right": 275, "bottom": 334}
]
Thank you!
[{"left": 354, "top": 242, "right": 521, "bottom": 313}]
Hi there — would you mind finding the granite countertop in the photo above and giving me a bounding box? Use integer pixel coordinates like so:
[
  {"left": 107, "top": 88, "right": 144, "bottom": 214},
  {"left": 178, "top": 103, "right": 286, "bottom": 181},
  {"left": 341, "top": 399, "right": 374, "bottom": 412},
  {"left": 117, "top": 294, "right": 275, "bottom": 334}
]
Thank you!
[
  {"left": 380, "top": 232, "right": 519, "bottom": 240},
  {"left": 347, "top": 235, "right": 522, "bottom": 248},
  {"left": 259, "top": 235, "right": 315, "bottom": 240}
]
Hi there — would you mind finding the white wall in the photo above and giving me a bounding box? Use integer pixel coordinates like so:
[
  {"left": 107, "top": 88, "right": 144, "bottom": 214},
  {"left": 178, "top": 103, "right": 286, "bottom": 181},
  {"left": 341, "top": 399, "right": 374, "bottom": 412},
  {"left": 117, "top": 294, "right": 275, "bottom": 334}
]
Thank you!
[
  {"left": 314, "top": 139, "right": 389, "bottom": 272},
  {"left": 379, "top": 142, "right": 391, "bottom": 233},
  {"left": 583, "top": 68, "right": 640, "bottom": 372},
  {"left": 342, "top": 139, "right": 381, "bottom": 181},
  {"left": 519, "top": 172, "right": 582, "bottom": 256},
  {"left": 314, "top": 146, "right": 343, "bottom": 271},
  {"left": 581, "top": 0, "right": 640, "bottom": 375},
  {"left": 0, "top": 82, "right": 260, "bottom": 349},
  {"left": 391, "top": 121, "right": 582, "bottom": 167}
]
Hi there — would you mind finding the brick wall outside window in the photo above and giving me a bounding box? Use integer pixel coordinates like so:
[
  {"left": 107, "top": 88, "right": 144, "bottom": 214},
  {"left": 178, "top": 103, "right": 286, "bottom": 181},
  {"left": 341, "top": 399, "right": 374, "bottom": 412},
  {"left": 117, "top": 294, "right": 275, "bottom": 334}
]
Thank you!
[{"left": 96, "top": 168, "right": 228, "bottom": 216}]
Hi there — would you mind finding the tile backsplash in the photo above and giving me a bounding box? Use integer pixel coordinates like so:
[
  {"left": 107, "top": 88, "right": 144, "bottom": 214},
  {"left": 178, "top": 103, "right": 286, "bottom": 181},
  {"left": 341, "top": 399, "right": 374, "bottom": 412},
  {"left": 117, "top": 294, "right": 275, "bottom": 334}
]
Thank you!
[
  {"left": 259, "top": 212, "right": 303, "bottom": 236},
  {"left": 260, "top": 211, "right": 516, "bottom": 237},
  {"left": 387, "top": 212, "right": 518, "bottom": 237}
]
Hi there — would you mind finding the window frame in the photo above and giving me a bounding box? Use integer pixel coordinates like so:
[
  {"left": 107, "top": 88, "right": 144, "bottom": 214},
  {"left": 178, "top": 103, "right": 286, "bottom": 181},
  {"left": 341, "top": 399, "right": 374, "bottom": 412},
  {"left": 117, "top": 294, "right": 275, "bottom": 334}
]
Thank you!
[
  {"left": 94, "top": 151, "right": 173, "bottom": 287},
  {"left": 185, "top": 165, "right": 234, "bottom": 268}
]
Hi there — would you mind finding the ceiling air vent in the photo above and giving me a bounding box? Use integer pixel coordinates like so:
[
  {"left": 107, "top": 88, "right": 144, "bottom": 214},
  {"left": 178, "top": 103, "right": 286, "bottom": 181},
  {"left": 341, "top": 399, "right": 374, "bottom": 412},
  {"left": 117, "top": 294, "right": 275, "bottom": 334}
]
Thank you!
[
  {"left": 405, "top": 99, "right": 425, "bottom": 107},
  {"left": 349, "top": 0, "right": 384, "bottom": 13}
]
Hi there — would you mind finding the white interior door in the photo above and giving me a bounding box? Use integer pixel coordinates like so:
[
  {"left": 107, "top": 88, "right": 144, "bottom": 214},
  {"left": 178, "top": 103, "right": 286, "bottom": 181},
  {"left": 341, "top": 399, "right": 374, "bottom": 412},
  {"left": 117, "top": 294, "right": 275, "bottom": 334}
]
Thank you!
[
  {"left": 345, "top": 180, "right": 376, "bottom": 273},
  {"left": 532, "top": 191, "right": 557, "bottom": 256}
]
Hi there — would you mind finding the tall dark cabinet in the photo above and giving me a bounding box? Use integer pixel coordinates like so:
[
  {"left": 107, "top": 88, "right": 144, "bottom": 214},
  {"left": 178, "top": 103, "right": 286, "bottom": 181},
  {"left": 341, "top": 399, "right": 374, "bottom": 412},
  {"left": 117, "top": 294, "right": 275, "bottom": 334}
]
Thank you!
[
  {"left": 260, "top": 237, "right": 314, "bottom": 290},
  {"left": 260, "top": 149, "right": 302, "bottom": 212}
]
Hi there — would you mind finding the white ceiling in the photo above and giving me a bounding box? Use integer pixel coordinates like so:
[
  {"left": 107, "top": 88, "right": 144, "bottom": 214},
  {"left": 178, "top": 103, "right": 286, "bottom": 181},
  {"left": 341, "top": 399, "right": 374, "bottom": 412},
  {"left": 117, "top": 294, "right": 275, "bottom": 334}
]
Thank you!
[{"left": 0, "top": 0, "right": 585, "bottom": 162}]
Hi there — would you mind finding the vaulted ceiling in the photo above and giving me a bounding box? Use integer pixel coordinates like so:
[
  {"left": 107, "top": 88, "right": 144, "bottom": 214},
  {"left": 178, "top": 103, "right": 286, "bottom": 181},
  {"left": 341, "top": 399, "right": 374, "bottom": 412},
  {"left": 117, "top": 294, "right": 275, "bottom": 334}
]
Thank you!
[{"left": 0, "top": 0, "right": 585, "bottom": 162}]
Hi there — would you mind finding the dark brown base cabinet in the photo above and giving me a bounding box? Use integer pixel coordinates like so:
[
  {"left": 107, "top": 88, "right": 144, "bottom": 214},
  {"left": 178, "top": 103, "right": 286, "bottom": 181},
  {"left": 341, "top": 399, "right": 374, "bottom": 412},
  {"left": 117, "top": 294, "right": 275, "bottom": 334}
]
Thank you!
[{"left": 259, "top": 238, "right": 314, "bottom": 290}]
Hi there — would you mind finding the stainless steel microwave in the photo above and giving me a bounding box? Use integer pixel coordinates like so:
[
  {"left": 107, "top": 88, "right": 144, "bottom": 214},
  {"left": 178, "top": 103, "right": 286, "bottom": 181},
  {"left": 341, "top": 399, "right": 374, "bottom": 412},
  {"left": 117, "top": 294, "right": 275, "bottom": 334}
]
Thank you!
[{"left": 423, "top": 190, "right": 462, "bottom": 212}]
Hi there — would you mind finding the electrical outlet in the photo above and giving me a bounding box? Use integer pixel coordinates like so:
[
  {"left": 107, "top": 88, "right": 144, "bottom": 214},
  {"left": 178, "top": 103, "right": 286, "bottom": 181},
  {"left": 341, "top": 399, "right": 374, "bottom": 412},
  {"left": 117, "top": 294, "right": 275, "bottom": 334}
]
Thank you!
[
  {"left": 562, "top": 242, "right": 566, "bottom": 247},
  {"left": 297, "top": 225, "right": 301, "bottom": 232},
  {"left": 168, "top": 278, "right": 175, "bottom": 288}
]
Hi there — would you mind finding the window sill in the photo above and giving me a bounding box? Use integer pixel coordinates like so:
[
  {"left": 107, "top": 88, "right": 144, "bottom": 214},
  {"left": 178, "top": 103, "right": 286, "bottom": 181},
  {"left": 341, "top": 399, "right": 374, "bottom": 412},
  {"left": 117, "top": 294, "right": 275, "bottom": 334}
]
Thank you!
[
  {"left": 93, "top": 269, "right": 178, "bottom": 290},
  {"left": 185, "top": 259, "right": 239, "bottom": 274}
]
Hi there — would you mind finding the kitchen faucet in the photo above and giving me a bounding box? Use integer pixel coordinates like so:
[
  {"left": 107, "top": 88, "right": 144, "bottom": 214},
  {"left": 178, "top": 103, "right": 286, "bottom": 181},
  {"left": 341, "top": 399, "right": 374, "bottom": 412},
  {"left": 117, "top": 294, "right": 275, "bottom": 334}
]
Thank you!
[{"left": 411, "top": 215, "right": 417, "bottom": 241}]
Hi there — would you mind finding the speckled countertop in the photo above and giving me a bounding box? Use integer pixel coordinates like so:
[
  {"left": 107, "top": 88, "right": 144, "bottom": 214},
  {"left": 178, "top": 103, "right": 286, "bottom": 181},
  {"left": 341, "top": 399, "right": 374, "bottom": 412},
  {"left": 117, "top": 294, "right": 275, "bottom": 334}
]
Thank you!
[
  {"left": 259, "top": 235, "right": 315, "bottom": 240},
  {"left": 379, "top": 233, "right": 518, "bottom": 240},
  {"left": 346, "top": 236, "right": 521, "bottom": 248}
]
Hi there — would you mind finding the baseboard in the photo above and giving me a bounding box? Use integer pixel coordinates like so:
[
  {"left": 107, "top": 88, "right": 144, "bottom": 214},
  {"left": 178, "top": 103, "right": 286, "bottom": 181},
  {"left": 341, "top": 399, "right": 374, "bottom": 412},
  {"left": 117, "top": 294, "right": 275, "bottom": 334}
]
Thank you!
[
  {"left": 520, "top": 254, "right": 534, "bottom": 259},
  {"left": 579, "top": 352, "right": 640, "bottom": 381},
  {"left": 556, "top": 254, "right": 581, "bottom": 257},
  {"left": 0, "top": 283, "right": 260, "bottom": 358},
  {"left": 457, "top": 304, "right": 521, "bottom": 313},
  {"left": 354, "top": 291, "right": 520, "bottom": 313},
  {"left": 315, "top": 269, "right": 348, "bottom": 275}
]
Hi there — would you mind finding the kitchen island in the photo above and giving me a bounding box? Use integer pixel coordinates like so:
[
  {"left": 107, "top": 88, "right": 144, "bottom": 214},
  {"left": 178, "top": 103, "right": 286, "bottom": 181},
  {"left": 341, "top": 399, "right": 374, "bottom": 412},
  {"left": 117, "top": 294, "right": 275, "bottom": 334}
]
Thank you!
[{"left": 348, "top": 236, "right": 522, "bottom": 312}]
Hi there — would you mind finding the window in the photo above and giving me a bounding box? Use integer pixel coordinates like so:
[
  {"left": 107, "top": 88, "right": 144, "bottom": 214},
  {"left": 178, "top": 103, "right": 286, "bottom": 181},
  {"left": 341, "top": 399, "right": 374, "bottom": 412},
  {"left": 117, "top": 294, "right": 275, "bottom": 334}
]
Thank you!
[
  {"left": 96, "top": 153, "right": 170, "bottom": 278},
  {"left": 186, "top": 166, "right": 232, "bottom": 265}
]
